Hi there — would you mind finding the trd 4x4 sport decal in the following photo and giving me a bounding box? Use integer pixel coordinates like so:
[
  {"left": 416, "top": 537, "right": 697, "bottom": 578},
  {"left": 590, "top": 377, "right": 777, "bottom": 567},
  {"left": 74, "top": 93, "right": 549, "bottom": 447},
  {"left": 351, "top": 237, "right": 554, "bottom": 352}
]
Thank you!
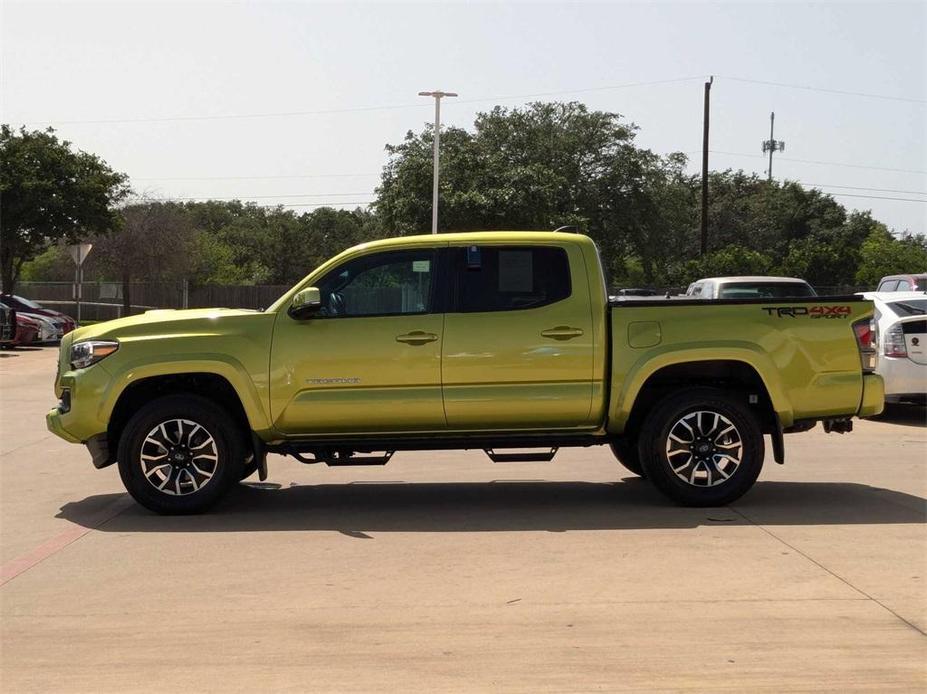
[{"left": 762, "top": 305, "right": 852, "bottom": 319}]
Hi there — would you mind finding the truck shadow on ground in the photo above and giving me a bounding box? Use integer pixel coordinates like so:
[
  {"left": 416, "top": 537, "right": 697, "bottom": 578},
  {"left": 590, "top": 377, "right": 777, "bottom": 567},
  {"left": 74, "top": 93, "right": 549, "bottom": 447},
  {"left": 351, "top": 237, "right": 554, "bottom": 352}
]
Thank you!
[
  {"left": 58, "top": 479, "right": 926, "bottom": 534},
  {"left": 871, "top": 404, "right": 927, "bottom": 428}
]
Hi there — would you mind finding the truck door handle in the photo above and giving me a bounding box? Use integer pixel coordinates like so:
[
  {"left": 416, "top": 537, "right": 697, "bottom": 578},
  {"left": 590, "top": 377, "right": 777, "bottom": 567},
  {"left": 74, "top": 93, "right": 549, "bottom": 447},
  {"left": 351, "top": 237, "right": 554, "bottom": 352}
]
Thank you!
[
  {"left": 395, "top": 331, "right": 439, "bottom": 345},
  {"left": 541, "top": 326, "right": 584, "bottom": 340}
]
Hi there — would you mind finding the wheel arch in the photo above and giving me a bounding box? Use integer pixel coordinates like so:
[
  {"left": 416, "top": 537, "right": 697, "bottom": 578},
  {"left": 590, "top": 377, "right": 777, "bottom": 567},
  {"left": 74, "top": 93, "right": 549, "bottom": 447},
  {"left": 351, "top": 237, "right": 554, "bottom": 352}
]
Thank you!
[
  {"left": 105, "top": 371, "right": 257, "bottom": 468},
  {"left": 608, "top": 355, "right": 790, "bottom": 437}
]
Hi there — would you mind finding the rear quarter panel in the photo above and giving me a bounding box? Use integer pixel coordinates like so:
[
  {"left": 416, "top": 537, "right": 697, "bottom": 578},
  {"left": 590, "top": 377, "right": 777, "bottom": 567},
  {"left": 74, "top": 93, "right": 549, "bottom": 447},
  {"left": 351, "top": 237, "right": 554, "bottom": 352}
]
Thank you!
[{"left": 607, "top": 298, "right": 874, "bottom": 432}]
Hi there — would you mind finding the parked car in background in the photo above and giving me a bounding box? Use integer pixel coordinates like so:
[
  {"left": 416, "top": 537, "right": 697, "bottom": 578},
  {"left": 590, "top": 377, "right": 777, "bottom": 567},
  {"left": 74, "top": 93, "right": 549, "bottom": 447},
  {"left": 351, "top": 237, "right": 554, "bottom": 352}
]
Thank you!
[
  {"left": 860, "top": 291, "right": 926, "bottom": 405},
  {"left": 875, "top": 273, "right": 927, "bottom": 293},
  {"left": 0, "top": 304, "right": 14, "bottom": 348},
  {"left": 612, "top": 288, "right": 659, "bottom": 297},
  {"left": 0, "top": 294, "right": 76, "bottom": 334},
  {"left": 12, "top": 312, "right": 40, "bottom": 346},
  {"left": 0, "top": 301, "right": 61, "bottom": 343},
  {"left": 686, "top": 276, "right": 817, "bottom": 300}
]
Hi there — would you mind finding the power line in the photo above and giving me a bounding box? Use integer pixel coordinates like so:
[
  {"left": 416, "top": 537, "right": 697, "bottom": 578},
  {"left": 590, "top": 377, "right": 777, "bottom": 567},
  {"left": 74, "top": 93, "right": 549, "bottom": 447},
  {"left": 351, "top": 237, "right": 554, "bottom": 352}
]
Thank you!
[
  {"left": 153, "top": 196, "right": 374, "bottom": 207},
  {"left": 17, "top": 76, "right": 704, "bottom": 126},
  {"left": 815, "top": 192, "right": 925, "bottom": 203},
  {"left": 710, "top": 150, "right": 926, "bottom": 175},
  {"left": 798, "top": 182, "right": 926, "bottom": 196},
  {"left": 166, "top": 200, "right": 374, "bottom": 209},
  {"left": 133, "top": 172, "right": 379, "bottom": 181},
  {"left": 453, "top": 77, "right": 705, "bottom": 106},
  {"left": 18, "top": 73, "right": 926, "bottom": 127},
  {"left": 167, "top": 192, "right": 374, "bottom": 201},
  {"left": 275, "top": 201, "right": 372, "bottom": 208},
  {"left": 20, "top": 103, "right": 426, "bottom": 126},
  {"left": 718, "top": 75, "right": 927, "bottom": 105}
]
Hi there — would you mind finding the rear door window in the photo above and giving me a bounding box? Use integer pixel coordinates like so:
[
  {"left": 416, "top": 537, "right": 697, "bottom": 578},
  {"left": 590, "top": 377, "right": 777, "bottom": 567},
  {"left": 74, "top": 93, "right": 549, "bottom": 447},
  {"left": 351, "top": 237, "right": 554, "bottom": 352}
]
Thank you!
[
  {"left": 452, "top": 246, "right": 571, "bottom": 313},
  {"left": 896, "top": 280, "right": 912, "bottom": 291},
  {"left": 878, "top": 280, "right": 899, "bottom": 292}
]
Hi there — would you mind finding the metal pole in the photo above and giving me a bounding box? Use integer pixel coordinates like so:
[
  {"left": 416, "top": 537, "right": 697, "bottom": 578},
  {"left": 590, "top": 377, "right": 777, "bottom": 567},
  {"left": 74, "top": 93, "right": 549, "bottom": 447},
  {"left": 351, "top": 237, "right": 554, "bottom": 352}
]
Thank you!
[
  {"left": 432, "top": 95, "right": 441, "bottom": 234},
  {"left": 700, "top": 76, "right": 713, "bottom": 256},
  {"left": 767, "top": 112, "right": 775, "bottom": 181},
  {"left": 75, "top": 265, "right": 82, "bottom": 324},
  {"left": 418, "top": 90, "right": 457, "bottom": 234}
]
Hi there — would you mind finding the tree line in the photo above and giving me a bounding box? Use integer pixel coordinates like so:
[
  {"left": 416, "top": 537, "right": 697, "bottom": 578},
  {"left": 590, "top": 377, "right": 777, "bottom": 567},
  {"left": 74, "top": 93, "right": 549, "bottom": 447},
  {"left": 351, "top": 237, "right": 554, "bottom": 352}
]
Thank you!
[{"left": 2, "top": 104, "right": 925, "bottom": 297}]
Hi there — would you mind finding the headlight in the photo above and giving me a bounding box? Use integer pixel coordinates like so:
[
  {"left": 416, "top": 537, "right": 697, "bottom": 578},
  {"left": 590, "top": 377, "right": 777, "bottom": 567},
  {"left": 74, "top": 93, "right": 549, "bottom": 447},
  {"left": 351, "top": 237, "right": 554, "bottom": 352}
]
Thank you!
[{"left": 70, "top": 340, "right": 119, "bottom": 369}]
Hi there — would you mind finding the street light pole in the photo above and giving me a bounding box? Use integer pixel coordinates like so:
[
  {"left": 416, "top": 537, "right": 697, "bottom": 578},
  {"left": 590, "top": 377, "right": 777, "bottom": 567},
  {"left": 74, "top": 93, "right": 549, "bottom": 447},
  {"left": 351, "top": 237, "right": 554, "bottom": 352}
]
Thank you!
[{"left": 418, "top": 90, "right": 457, "bottom": 234}]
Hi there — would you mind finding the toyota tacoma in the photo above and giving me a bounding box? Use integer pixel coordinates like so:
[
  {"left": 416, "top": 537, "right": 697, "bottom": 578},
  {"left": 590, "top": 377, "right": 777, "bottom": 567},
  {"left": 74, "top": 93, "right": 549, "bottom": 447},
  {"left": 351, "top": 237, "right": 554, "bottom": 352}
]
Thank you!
[{"left": 47, "top": 232, "right": 884, "bottom": 513}]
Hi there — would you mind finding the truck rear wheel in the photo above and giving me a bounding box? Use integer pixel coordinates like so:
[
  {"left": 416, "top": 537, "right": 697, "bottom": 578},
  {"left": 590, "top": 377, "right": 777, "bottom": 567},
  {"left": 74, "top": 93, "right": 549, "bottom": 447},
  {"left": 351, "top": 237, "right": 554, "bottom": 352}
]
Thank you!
[
  {"left": 609, "top": 439, "right": 645, "bottom": 477},
  {"left": 117, "top": 394, "right": 246, "bottom": 514},
  {"left": 638, "top": 388, "right": 764, "bottom": 506}
]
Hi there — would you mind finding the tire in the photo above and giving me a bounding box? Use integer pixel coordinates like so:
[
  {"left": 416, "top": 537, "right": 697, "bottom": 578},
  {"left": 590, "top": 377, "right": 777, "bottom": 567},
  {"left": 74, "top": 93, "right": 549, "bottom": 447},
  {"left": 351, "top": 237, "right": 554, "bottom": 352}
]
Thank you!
[
  {"left": 638, "top": 388, "right": 764, "bottom": 506},
  {"left": 609, "top": 438, "right": 646, "bottom": 477},
  {"left": 117, "top": 394, "right": 246, "bottom": 514},
  {"left": 240, "top": 456, "right": 259, "bottom": 481}
]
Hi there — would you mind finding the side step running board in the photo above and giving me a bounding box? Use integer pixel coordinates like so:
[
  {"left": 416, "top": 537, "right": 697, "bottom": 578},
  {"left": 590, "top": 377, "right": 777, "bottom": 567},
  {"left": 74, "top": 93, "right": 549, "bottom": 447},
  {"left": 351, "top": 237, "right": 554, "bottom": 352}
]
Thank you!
[
  {"left": 484, "top": 448, "right": 558, "bottom": 463},
  {"left": 288, "top": 450, "right": 394, "bottom": 466}
]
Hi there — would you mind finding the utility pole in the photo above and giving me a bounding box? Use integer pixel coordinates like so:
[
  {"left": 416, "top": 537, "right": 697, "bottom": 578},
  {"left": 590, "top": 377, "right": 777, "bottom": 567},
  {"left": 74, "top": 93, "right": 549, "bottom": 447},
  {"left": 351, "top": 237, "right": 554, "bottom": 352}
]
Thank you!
[
  {"left": 700, "top": 76, "right": 713, "bottom": 256},
  {"left": 418, "top": 90, "right": 458, "bottom": 234},
  {"left": 762, "top": 111, "right": 785, "bottom": 181}
]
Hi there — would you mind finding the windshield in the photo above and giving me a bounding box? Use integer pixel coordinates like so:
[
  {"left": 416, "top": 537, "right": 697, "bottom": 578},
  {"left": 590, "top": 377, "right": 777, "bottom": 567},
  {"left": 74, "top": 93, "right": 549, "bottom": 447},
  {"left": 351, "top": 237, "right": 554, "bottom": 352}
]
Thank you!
[
  {"left": 2, "top": 295, "right": 43, "bottom": 310},
  {"left": 14, "top": 295, "right": 43, "bottom": 309},
  {"left": 719, "top": 282, "right": 815, "bottom": 299},
  {"left": 889, "top": 299, "right": 927, "bottom": 316}
]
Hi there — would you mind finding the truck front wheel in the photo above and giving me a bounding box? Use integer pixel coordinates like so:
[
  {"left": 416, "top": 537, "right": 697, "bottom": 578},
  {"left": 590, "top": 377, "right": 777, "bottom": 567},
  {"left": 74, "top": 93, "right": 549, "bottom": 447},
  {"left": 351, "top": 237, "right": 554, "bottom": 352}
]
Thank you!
[
  {"left": 638, "top": 388, "right": 764, "bottom": 506},
  {"left": 117, "top": 394, "right": 246, "bottom": 514}
]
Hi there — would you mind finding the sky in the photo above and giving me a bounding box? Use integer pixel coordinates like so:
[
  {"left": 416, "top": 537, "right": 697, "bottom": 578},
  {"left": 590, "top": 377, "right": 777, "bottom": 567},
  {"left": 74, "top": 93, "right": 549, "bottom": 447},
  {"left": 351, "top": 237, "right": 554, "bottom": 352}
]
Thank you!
[{"left": 2, "top": 1, "right": 925, "bottom": 235}]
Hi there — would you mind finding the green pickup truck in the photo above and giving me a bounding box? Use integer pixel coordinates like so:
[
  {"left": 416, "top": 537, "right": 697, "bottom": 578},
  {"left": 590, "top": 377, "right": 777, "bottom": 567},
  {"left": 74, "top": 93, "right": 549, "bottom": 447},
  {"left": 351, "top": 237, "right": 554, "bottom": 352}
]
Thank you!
[{"left": 47, "top": 231, "right": 883, "bottom": 514}]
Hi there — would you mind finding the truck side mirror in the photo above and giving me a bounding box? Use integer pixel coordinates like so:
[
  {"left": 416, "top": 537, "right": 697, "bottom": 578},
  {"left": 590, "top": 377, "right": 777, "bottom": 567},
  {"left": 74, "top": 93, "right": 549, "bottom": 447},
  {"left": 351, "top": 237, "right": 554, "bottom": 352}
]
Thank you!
[{"left": 288, "top": 287, "right": 322, "bottom": 319}]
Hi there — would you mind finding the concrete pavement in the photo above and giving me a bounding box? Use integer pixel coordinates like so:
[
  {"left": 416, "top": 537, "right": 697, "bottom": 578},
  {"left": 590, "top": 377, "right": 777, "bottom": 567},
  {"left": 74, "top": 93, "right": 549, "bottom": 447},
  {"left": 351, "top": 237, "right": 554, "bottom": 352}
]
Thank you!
[{"left": 1, "top": 346, "right": 925, "bottom": 692}]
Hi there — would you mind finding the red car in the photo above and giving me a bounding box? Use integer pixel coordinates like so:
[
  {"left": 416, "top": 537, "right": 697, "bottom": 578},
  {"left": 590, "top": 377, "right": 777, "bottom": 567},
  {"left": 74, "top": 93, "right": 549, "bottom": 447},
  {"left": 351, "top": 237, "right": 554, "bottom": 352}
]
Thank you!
[
  {"left": 12, "top": 313, "right": 40, "bottom": 346},
  {"left": 0, "top": 294, "right": 76, "bottom": 334}
]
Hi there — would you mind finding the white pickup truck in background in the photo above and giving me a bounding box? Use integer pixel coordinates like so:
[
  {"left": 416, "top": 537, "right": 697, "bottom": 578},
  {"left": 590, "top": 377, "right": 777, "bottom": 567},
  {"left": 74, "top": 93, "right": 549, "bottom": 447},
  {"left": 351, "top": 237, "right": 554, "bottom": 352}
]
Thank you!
[{"left": 686, "top": 276, "right": 817, "bottom": 300}]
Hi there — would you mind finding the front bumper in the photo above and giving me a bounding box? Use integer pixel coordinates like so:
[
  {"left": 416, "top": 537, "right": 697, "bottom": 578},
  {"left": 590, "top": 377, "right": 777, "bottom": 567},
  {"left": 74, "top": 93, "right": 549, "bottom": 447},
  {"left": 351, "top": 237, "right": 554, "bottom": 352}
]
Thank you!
[
  {"left": 46, "top": 408, "right": 81, "bottom": 443},
  {"left": 858, "top": 373, "right": 885, "bottom": 418},
  {"left": 47, "top": 357, "right": 115, "bottom": 445}
]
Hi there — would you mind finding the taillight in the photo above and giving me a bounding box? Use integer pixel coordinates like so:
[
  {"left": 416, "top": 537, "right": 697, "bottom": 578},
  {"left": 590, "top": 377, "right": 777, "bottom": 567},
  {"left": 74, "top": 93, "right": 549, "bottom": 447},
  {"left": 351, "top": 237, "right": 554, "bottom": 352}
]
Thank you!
[
  {"left": 883, "top": 323, "right": 908, "bottom": 358},
  {"left": 852, "top": 317, "right": 877, "bottom": 373}
]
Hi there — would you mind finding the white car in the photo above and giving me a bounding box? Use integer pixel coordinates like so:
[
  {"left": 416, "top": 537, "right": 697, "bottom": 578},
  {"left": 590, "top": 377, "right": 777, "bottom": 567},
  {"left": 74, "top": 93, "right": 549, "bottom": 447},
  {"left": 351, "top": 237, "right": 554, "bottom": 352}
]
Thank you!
[
  {"left": 686, "top": 276, "right": 816, "bottom": 299},
  {"left": 860, "top": 292, "right": 926, "bottom": 404}
]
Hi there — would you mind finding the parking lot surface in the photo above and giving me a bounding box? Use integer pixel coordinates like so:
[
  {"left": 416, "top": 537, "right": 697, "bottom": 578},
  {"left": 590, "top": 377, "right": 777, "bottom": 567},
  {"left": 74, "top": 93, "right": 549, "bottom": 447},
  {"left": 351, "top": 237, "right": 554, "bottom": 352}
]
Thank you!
[{"left": 1, "top": 346, "right": 925, "bottom": 692}]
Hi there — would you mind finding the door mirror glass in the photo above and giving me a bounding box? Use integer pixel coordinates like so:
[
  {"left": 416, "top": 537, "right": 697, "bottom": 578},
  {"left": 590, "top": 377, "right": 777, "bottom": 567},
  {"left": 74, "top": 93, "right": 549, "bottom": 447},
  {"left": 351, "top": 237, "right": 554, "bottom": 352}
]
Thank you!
[{"left": 289, "top": 287, "right": 322, "bottom": 319}]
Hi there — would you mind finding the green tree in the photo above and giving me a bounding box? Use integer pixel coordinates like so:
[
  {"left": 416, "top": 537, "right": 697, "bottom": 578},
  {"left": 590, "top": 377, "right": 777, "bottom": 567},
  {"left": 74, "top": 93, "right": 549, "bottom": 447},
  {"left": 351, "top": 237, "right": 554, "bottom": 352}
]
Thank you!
[
  {"left": 687, "top": 244, "right": 772, "bottom": 283},
  {"left": 0, "top": 125, "right": 129, "bottom": 291},
  {"left": 855, "top": 227, "right": 927, "bottom": 286},
  {"left": 93, "top": 201, "right": 196, "bottom": 313},
  {"left": 375, "top": 102, "right": 691, "bottom": 284}
]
